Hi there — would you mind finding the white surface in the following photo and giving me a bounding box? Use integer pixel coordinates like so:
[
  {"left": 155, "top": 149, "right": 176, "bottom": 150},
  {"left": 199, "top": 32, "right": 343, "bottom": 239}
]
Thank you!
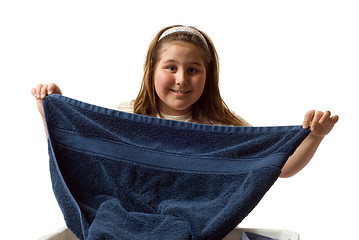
[
  {"left": 38, "top": 227, "right": 77, "bottom": 240},
  {"left": 1, "top": 1, "right": 358, "bottom": 239},
  {"left": 39, "top": 227, "right": 299, "bottom": 240},
  {"left": 224, "top": 228, "right": 299, "bottom": 240}
]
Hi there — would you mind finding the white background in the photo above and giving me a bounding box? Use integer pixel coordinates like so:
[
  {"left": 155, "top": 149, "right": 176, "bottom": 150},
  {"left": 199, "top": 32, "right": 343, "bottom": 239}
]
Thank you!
[{"left": 1, "top": 1, "right": 358, "bottom": 239}]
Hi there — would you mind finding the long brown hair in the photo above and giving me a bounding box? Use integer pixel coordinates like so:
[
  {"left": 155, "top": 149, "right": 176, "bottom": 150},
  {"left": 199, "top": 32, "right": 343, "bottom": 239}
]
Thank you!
[{"left": 134, "top": 25, "right": 246, "bottom": 126}]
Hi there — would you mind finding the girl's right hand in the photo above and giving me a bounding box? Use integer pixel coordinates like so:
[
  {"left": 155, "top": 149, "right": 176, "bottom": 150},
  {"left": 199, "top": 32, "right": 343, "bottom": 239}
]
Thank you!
[{"left": 31, "top": 83, "right": 62, "bottom": 117}]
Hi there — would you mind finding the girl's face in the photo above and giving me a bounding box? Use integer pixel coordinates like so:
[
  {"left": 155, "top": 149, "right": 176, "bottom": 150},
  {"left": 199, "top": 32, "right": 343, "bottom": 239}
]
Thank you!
[{"left": 154, "top": 41, "right": 207, "bottom": 116}]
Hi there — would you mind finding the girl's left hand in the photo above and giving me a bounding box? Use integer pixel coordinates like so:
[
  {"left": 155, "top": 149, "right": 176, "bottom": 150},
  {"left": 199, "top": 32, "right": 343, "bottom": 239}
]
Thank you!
[{"left": 302, "top": 110, "right": 339, "bottom": 137}]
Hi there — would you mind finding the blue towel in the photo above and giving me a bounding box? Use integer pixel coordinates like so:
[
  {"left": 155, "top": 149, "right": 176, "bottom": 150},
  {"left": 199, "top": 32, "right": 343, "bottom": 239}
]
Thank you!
[{"left": 43, "top": 94, "right": 310, "bottom": 240}]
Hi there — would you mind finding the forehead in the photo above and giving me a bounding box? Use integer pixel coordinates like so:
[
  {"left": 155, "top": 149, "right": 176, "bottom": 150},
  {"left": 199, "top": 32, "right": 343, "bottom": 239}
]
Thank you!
[{"left": 158, "top": 41, "right": 206, "bottom": 63}]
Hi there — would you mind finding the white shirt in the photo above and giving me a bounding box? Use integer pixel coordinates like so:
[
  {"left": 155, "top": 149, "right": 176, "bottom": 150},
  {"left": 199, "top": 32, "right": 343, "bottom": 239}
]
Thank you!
[{"left": 117, "top": 100, "right": 251, "bottom": 126}]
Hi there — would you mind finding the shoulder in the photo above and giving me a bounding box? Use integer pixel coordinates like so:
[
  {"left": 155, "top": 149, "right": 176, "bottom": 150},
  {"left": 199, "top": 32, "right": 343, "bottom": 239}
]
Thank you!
[
  {"left": 117, "top": 100, "right": 134, "bottom": 113},
  {"left": 231, "top": 110, "right": 252, "bottom": 127}
]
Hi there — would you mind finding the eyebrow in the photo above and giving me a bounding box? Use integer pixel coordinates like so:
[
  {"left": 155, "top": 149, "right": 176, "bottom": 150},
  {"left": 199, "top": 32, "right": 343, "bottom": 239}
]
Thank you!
[{"left": 163, "top": 59, "right": 203, "bottom": 66}]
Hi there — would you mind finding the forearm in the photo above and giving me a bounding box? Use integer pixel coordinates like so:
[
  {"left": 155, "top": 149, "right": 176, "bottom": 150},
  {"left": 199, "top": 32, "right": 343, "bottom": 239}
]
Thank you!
[
  {"left": 41, "top": 115, "right": 49, "bottom": 139},
  {"left": 280, "top": 134, "right": 324, "bottom": 178},
  {"left": 32, "top": 83, "right": 62, "bottom": 140}
]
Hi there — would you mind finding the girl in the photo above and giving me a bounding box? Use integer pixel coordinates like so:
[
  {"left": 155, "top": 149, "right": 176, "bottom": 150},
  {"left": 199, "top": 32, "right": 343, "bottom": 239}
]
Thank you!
[{"left": 31, "top": 25, "right": 338, "bottom": 178}]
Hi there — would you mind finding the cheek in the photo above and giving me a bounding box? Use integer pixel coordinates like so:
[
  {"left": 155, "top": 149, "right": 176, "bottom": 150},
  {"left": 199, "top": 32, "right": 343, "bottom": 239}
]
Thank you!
[
  {"left": 154, "top": 70, "right": 172, "bottom": 94},
  {"left": 193, "top": 74, "right": 206, "bottom": 93}
]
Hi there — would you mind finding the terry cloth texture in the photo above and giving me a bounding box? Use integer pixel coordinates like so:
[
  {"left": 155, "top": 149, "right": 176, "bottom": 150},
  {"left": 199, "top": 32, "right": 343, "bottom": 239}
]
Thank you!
[{"left": 43, "top": 94, "right": 310, "bottom": 240}]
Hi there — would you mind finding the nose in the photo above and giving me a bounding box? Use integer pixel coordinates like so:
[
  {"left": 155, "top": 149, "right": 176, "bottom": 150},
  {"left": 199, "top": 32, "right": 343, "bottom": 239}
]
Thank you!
[{"left": 175, "top": 69, "right": 187, "bottom": 85}]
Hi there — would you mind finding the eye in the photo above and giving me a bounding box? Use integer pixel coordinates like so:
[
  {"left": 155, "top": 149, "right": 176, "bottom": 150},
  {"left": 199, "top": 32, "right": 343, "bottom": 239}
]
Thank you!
[
  {"left": 167, "top": 66, "right": 177, "bottom": 71},
  {"left": 188, "top": 68, "right": 198, "bottom": 74}
]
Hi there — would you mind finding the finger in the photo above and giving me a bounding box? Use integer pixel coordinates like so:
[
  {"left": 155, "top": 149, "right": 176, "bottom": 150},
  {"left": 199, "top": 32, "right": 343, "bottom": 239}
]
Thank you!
[
  {"left": 330, "top": 115, "right": 339, "bottom": 124},
  {"left": 40, "top": 84, "right": 48, "bottom": 99},
  {"left": 48, "top": 83, "right": 62, "bottom": 95},
  {"left": 303, "top": 110, "right": 315, "bottom": 129},
  {"left": 319, "top": 110, "right": 331, "bottom": 124},
  {"left": 31, "top": 88, "right": 37, "bottom": 97},
  {"left": 48, "top": 83, "right": 56, "bottom": 94},
  {"left": 36, "top": 84, "right": 43, "bottom": 98},
  {"left": 311, "top": 110, "right": 324, "bottom": 131}
]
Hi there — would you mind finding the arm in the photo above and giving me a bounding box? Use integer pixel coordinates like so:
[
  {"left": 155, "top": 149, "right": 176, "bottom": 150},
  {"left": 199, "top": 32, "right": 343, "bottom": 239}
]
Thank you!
[
  {"left": 31, "top": 83, "right": 62, "bottom": 139},
  {"left": 280, "top": 110, "right": 339, "bottom": 178}
]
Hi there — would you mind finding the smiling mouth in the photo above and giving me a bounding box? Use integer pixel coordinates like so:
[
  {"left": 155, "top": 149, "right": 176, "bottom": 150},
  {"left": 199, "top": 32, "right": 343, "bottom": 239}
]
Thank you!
[{"left": 170, "top": 89, "right": 190, "bottom": 94}]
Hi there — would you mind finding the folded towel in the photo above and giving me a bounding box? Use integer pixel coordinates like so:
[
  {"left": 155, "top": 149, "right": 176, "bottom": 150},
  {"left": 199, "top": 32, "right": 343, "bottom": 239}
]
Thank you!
[{"left": 43, "top": 94, "right": 310, "bottom": 240}]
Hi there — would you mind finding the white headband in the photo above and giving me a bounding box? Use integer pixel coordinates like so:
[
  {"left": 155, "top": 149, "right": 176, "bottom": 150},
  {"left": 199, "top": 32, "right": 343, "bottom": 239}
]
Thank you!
[{"left": 158, "top": 26, "right": 208, "bottom": 49}]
